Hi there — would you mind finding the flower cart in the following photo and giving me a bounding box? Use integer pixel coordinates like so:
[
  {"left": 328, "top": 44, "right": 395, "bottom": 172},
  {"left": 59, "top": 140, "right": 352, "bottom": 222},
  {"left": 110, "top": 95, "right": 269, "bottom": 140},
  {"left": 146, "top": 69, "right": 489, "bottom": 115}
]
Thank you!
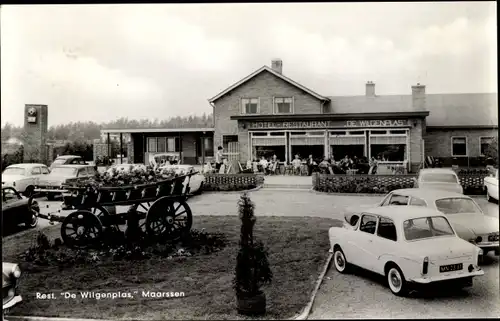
[{"left": 30, "top": 171, "right": 197, "bottom": 249}]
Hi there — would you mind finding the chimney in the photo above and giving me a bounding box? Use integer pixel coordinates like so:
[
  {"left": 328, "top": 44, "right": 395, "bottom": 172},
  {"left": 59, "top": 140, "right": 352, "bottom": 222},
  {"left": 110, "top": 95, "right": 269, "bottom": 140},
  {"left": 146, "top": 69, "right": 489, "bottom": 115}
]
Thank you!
[
  {"left": 411, "top": 83, "right": 426, "bottom": 110},
  {"left": 366, "top": 81, "right": 375, "bottom": 97},
  {"left": 271, "top": 59, "right": 283, "bottom": 74}
]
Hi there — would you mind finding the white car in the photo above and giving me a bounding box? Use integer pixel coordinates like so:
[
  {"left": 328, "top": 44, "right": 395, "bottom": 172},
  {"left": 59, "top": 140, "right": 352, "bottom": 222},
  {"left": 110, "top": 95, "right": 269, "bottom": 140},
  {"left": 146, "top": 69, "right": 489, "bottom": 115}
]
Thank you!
[
  {"left": 1, "top": 163, "right": 50, "bottom": 195},
  {"left": 158, "top": 165, "right": 205, "bottom": 195},
  {"left": 377, "top": 189, "right": 499, "bottom": 256},
  {"left": 329, "top": 206, "right": 484, "bottom": 296},
  {"left": 483, "top": 169, "right": 498, "bottom": 202},
  {"left": 414, "top": 168, "right": 463, "bottom": 194}
]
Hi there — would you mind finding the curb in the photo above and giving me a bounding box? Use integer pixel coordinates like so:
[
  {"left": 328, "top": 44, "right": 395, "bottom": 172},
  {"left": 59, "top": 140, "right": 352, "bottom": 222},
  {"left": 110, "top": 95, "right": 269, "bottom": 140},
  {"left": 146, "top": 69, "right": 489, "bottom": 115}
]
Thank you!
[
  {"left": 309, "top": 188, "right": 488, "bottom": 198},
  {"left": 202, "top": 185, "right": 263, "bottom": 194},
  {"left": 290, "top": 252, "right": 334, "bottom": 320},
  {"left": 5, "top": 317, "right": 114, "bottom": 321}
]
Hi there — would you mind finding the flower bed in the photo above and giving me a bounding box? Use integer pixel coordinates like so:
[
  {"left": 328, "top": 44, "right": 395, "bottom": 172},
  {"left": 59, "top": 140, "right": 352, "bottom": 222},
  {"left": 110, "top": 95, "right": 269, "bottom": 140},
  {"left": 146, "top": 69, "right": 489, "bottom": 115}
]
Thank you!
[
  {"left": 203, "top": 173, "right": 265, "bottom": 192},
  {"left": 313, "top": 173, "right": 488, "bottom": 195}
]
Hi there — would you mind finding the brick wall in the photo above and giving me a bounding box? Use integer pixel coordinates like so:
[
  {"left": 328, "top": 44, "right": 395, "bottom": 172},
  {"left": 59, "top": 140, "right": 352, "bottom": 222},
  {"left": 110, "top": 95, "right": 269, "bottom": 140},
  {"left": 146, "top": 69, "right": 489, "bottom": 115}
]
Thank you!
[
  {"left": 213, "top": 70, "right": 324, "bottom": 151},
  {"left": 425, "top": 128, "right": 498, "bottom": 166},
  {"left": 93, "top": 140, "right": 109, "bottom": 162}
]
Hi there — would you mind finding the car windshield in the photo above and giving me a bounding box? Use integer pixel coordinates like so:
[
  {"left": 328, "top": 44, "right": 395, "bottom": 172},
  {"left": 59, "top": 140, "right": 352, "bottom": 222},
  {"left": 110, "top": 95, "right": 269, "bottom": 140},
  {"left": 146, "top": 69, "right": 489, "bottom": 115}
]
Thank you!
[
  {"left": 50, "top": 167, "right": 77, "bottom": 176},
  {"left": 435, "top": 198, "right": 482, "bottom": 214},
  {"left": 404, "top": 216, "right": 455, "bottom": 241},
  {"left": 420, "top": 173, "right": 458, "bottom": 183},
  {"left": 52, "top": 159, "right": 68, "bottom": 165},
  {"left": 2, "top": 167, "right": 26, "bottom": 175}
]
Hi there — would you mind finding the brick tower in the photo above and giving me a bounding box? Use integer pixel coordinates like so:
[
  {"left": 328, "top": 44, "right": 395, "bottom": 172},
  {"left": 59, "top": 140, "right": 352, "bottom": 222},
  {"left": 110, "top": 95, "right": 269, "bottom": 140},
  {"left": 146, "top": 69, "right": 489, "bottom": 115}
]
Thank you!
[{"left": 23, "top": 104, "right": 48, "bottom": 164}]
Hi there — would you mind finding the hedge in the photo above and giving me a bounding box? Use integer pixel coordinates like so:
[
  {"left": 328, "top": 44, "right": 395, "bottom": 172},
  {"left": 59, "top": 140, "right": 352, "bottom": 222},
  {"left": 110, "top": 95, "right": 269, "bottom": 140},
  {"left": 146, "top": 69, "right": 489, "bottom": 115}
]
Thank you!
[
  {"left": 313, "top": 173, "right": 489, "bottom": 195},
  {"left": 203, "top": 173, "right": 265, "bottom": 192}
]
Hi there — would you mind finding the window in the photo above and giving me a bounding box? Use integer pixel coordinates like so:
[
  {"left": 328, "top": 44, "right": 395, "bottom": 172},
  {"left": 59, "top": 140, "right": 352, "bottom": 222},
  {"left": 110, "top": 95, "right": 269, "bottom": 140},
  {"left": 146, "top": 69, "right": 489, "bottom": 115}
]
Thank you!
[
  {"left": 157, "top": 137, "right": 167, "bottom": 153},
  {"left": 480, "top": 137, "right": 494, "bottom": 155},
  {"left": 404, "top": 216, "right": 454, "bottom": 241},
  {"left": 389, "top": 194, "right": 409, "bottom": 206},
  {"left": 409, "top": 197, "right": 427, "bottom": 206},
  {"left": 148, "top": 138, "right": 157, "bottom": 152},
  {"left": 451, "top": 137, "right": 467, "bottom": 156},
  {"left": 359, "top": 214, "right": 377, "bottom": 234},
  {"left": 204, "top": 137, "right": 214, "bottom": 157},
  {"left": 31, "top": 167, "right": 41, "bottom": 175},
  {"left": 167, "top": 138, "right": 177, "bottom": 152},
  {"left": 241, "top": 98, "right": 259, "bottom": 114},
  {"left": 223, "top": 135, "right": 239, "bottom": 150},
  {"left": 377, "top": 217, "right": 397, "bottom": 241},
  {"left": 435, "top": 198, "right": 482, "bottom": 215},
  {"left": 380, "top": 194, "right": 392, "bottom": 206},
  {"left": 41, "top": 167, "right": 50, "bottom": 174},
  {"left": 273, "top": 97, "right": 293, "bottom": 114},
  {"left": 420, "top": 173, "right": 458, "bottom": 183}
]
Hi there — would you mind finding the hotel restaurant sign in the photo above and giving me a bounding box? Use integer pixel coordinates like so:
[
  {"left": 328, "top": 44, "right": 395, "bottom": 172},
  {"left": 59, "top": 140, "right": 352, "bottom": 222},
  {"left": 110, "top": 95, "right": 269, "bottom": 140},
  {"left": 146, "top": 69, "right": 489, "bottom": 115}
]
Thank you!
[{"left": 248, "top": 119, "right": 409, "bottom": 129}]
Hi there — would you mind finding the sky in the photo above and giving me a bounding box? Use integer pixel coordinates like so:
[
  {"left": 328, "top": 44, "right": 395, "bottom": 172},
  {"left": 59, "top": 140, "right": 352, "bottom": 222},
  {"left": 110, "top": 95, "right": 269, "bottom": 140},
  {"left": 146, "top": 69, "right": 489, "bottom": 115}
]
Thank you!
[{"left": 0, "top": 2, "right": 497, "bottom": 127}]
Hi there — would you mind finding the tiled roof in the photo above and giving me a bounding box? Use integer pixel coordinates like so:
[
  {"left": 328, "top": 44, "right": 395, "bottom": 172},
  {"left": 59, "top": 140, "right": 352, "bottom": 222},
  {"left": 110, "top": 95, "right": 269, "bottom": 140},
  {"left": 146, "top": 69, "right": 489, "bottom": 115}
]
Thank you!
[{"left": 327, "top": 93, "right": 498, "bottom": 127}]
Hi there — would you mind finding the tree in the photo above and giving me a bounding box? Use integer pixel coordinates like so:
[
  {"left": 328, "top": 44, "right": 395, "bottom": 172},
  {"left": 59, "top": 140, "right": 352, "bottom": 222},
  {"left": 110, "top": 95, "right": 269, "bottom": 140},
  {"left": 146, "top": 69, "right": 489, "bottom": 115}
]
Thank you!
[
  {"left": 484, "top": 137, "right": 498, "bottom": 166},
  {"left": 233, "top": 193, "right": 272, "bottom": 316}
]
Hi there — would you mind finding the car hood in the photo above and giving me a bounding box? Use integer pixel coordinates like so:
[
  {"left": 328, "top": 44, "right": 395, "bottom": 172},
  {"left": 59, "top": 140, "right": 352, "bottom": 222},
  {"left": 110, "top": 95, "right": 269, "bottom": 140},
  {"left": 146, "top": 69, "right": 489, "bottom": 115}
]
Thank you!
[
  {"left": 418, "top": 182, "right": 463, "bottom": 194},
  {"left": 448, "top": 214, "right": 499, "bottom": 235},
  {"left": 405, "top": 236, "right": 477, "bottom": 258},
  {"left": 1, "top": 174, "right": 27, "bottom": 182}
]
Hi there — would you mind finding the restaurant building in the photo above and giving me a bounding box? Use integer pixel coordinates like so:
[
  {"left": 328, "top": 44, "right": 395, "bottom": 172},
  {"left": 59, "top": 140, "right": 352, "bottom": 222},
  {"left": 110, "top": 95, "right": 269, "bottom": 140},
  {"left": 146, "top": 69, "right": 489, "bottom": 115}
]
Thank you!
[
  {"left": 207, "top": 59, "right": 498, "bottom": 172},
  {"left": 99, "top": 59, "right": 497, "bottom": 171}
]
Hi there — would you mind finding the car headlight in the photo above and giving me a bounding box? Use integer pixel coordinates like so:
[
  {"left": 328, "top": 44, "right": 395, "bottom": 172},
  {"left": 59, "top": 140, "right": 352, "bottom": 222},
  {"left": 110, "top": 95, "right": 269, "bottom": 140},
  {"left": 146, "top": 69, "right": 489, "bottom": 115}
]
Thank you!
[{"left": 12, "top": 264, "right": 21, "bottom": 278}]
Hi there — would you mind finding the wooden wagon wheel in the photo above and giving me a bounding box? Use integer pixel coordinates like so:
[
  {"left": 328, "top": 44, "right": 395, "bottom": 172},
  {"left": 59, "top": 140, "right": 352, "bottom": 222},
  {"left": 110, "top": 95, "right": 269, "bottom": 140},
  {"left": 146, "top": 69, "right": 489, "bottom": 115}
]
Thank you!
[
  {"left": 145, "top": 196, "right": 193, "bottom": 240},
  {"left": 61, "top": 210, "right": 103, "bottom": 249}
]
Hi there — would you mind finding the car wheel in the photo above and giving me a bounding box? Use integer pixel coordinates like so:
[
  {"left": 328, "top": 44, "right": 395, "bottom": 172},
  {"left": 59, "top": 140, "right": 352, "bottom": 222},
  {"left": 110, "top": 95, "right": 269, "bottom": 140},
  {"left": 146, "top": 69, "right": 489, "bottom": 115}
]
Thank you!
[
  {"left": 333, "top": 246, "right": 349, "bottom": 274},
  {"left": 24, "top": 185, "right": 35, "bottom": 197},
  {"left": 386, "top": 265, "right": 408, "bottom": 296}
]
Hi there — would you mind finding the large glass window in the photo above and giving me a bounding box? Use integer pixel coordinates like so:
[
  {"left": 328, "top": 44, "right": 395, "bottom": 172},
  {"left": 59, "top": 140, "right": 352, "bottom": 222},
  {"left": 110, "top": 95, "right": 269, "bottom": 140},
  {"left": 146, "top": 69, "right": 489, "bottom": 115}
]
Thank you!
[
  {"left": 167, "top": 138, "right": 176, "bottom": 152},
  {"left": 451, "top": 137, "right": 467, "bottom": 156},
  {"left": 253, "top": 146, "right": 286, "bottom": 162},
  {"left": 157, "top": 137, "right": 166, "bottom": 153},
  {"left": 148, "top": 138, "right": 157, "bottom": 152},
  {"left": 204, "top": 137, "right": 214, "bottom": 157},
  {"left": 370, "top": 144, "right": 406, "bottom": 161}
]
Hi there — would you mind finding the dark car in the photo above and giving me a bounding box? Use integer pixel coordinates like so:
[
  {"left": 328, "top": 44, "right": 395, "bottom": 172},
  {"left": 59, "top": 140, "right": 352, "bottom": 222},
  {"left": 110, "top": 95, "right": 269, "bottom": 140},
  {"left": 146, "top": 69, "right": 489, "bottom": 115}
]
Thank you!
[
  {"left": 50, "top": 155, "right": 87, "bottom": 170},
  {"left": 3, "top": 262, "right": 22, "bottom": 314},
  {"left": 1, "top": 187, "right": 39, "bottom": 229}
]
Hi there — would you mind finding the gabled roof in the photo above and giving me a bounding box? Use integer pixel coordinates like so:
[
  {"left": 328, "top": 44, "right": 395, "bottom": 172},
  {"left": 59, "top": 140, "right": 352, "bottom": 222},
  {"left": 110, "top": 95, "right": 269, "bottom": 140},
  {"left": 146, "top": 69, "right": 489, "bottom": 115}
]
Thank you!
[{"left": 208, "top": 66, "right": 330, "bottom": 103}]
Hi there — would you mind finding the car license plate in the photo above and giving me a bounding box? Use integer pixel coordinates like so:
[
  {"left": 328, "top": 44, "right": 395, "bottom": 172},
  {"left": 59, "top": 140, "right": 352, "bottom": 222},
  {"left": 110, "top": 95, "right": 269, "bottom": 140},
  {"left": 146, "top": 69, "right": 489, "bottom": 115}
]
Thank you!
[{"left": 439, "top": 263, "right": 463, "bottom": 273}]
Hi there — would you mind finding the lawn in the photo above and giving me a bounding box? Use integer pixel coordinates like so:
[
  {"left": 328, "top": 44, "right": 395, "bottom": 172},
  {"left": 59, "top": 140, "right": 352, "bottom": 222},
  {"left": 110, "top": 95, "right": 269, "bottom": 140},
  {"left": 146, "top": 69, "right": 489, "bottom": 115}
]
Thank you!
[{"left": 4, "top": 215, "right": 341, "bottom": 320}]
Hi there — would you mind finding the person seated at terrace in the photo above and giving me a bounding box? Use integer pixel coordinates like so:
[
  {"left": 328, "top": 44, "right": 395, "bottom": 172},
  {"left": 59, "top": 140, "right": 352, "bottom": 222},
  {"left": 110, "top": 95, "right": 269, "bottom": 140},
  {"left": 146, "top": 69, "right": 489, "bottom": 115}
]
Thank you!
[
  {"left": 340, "top": 155, "right": 352, "bottom": 171},
  {"left": 368, "top": 157, "right": 378, "bottom": 175},
  {"left": 319, "top": 157, "right": 333, "bottom": 174}
]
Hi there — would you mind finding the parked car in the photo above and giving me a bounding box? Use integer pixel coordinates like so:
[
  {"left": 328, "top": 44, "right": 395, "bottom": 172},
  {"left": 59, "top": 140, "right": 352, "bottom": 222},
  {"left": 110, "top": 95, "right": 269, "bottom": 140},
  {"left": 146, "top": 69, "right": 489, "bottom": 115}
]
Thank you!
[
  {"left": 37, "top": 165, "right": 97, "bottom": 200},
  {"left": 50, "top": 155, "right": 86, "bottom": 170},
  {"left": 1, "top": 163, "right": 50, "bottom": 196},
  {"left": 1, "top": 187, "right": 39, "bottom": 229},
  {"left": 158, "top": 164, "right": 205, "bottom": 194},
  {"left": 329, "top": 206, "right": 484, "bottom": 296},
  {"left": 376, "top": 188, "right": 499, "bottom": 256},
  {"left": 3, "top": 262, "right": 22, "bottom": 313},
  {"left": 413, "top": 168, "right": 463, "bottom": 194},
  {"left": 483, "top": 168, "right": 498, "bottom": 203}
]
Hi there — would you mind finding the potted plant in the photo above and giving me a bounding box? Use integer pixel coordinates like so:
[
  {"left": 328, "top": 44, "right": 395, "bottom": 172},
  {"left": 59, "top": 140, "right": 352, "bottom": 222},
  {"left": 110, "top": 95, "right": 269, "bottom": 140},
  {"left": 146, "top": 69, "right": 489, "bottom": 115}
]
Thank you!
[{"left": 233, "top": 193, "right": 272, "bottom": 316}]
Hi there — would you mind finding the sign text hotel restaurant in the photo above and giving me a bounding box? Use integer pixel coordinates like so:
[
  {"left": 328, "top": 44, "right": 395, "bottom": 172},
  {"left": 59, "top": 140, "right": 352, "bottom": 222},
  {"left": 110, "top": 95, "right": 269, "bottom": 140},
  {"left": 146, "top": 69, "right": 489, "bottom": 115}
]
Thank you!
[{"left": 248, "top": 119, "right": 409, "bottom": 129}]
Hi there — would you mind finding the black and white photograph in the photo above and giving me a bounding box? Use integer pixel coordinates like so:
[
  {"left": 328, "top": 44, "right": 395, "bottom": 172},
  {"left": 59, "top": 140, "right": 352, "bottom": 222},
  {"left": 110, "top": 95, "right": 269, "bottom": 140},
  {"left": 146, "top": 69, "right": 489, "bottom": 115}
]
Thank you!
[{"left": 1, "top": 2, "right": 498, "bottom": 320}]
